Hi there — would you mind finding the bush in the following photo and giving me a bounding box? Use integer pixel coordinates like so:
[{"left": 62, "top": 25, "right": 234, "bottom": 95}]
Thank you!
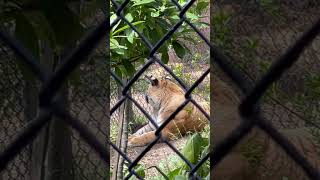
[
  {"left": 110, "top": 0, "right": 209, "bottom": 78},
  {"left": 154, "top": 132, "right": 210, "bottom": 179}
]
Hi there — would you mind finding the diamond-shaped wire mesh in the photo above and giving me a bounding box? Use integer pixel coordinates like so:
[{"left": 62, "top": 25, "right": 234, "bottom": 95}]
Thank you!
[
  {"left": 110, "top": 0, "right": 210, "bottom": 179},
  {"left": 0, "top": 4, "right": 109, "bottom": 180},
  {"left": 0, "top": 0, "right": 320, "bottom": 180},
  {"left": 0, "top": 42, "right": 31, "bottom": 180},
  {"left": 111, "top": 0, "right": 320, "bottom": 179}
]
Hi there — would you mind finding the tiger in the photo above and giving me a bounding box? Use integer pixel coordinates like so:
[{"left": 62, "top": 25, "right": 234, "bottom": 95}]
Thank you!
[{"left": 127, "top": 75, "right": 209, "bottom": 147}]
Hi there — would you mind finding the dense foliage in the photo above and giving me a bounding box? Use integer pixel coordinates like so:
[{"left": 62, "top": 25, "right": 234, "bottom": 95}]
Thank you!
[
  {"left": 110, "top": 0, "right": 209, "bottom": 78},
  {"left": 0, "top": 0, "right": 103, "bottom": 79}
]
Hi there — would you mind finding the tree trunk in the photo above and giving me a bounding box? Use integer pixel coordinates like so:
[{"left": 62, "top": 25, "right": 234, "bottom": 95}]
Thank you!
[
  {"left": 43, "top": 44, "right": 73, "bottom": 180},
  {"left": 44, "top": 84, "right": 73, "bottom": 180},
  {"left": 111, "top": 86, "right": 125, "bottom": 180},
  {"left": 28, "top": 42, "right": 52, "bottom": 180},
  {"left": 111, "top": 84, "right": 132, "bottom": 180},
  {"left": 24, "top": 79, "right": 43, "bottom": 180},
  {"left": 119, "top": 89, "right": 132, "bottom": 178}
]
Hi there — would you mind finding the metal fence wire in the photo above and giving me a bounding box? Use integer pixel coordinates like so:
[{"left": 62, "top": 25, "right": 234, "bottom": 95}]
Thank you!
[
  {"left": 0, "top": 43, "right": 31, "bottom": 180},
  {"left": 0, "top": 0, "right": 320, "bottom": 180}
]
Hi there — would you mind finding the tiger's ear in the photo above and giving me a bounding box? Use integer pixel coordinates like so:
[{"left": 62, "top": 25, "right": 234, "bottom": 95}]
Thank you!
[{"left": 145, "top": 75, "right": 159, "bottom": 86}]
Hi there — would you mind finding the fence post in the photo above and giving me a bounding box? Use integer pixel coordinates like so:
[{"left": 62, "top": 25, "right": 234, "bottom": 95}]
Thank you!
[
  {"left": 44, "top": 45, "right": 73, "bottom": 180},
  {"left": 44, "top": 85, "right": 73, "bottom": 180},
  {"left": 28, "top": 42, "right": 52, "bottom": 180},
  {"left": 24, "top": 78, "right": 43, "bottom": 180}
]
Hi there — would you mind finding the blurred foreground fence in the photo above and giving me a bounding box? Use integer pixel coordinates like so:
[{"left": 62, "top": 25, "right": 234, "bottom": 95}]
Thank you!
[{"left": 0, "top": 0, "right": 320, "bottom": 180}]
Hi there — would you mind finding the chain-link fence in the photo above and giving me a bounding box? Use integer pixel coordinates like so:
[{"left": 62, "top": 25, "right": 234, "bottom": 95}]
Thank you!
[
  {"left": 213, "top": 0, "right": 320, "bottom": 130},
  {"left": 211, "top": 1, "right": 320, "bottom": 179},
  {"left": 109, "top": 0, "right": 320, "bottom": 179},
  {"left": 0, "top": 6, "right": 109, "bottom": 180},
  {"left": 0, "top": 43, "right": 30, "bottom": 180},
  {"left": 0, "top": 0, "right": 320, "bottom": 180}
]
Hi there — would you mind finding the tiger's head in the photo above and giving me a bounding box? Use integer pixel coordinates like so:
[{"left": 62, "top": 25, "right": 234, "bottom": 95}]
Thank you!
[{"left": 144, "top": 75, "right": 184, "bottom": 107}]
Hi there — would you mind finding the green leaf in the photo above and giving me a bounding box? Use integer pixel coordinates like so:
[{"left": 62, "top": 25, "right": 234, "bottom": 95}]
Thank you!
[
  {"left": 110, "top": 13, "right": 118, "bottom": 23},
  {"left": 122, "top": 59, "right": 135, "bottom": 77},
  {"left": 151, "top": 9, "right": 160, "bottom": 17},
  {"left": 200, "top": 143, "right": 209, "bottom": 159},
  {"left": 182, "top": 133, "right": 206, "bottom": 164},
  {"left": 172, "top": 41, "right": 186, "bottom": 59},
  {"left": 167, "top": 168, "right": 182, "bottom": 179},
  {"left": 174, "top": 175, "right": 188, "bottom": 180},
  {"left": 132, "top": 0, "right": 155, "bottom": 6},
  {"left": 115, "top": 67, "right": 122, "bottom": 80},
  {"left": 159, "top": 45, "right": 169, "bottom": 64},
  {"left": 191, "top": 21, "right": 210, "bottom": 28},
  {"left": 112, "top": 21, "right": 145, "bottom": 36},
  {"left": 157, "top": 18, "right": 172, "bottom": 30},
  {"left": 125, "top": 29, "right": 135, "bottom": 44},
  {"left": 195, "top": 1, "right": 209, "bottom": 15},
  {"left": 110, "top": 38, "right": 127, "bottom": 50},
  {"left": 186, "top": 12, "right": 199, "bottom": 20},
  {"left": 161, "top": 50, "right": 169, "bottom": 64},
  {"left": 126, "top": 164, "right": 145, "bottom": 179},
  {"left": 116, "top": 49, "right": 126, "bottom": 55},
  {"left": 135, "top": 164, "right": 145, "bottom": 178},
  {"left": 171, "top": 15, "right": 180, "bottom": 20},
  {"left": 125, "top": 13, "right": 134, "bottom": 23},
  {"left": 110, "top": 14, "right": 122, "bottom": 37}
]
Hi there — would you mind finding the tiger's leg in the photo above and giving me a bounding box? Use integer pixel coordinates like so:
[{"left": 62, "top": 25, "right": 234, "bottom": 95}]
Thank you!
[
  {"left": 128, "top": 131, "right": 157, "bottom": 147},
  {"left": 131, "top": 122, "right": 155, "bottom": 136},
  {"left": 127, "top": 117, "right": 193, "bottom": 147},
  {"left": 127, "top": 122, "right": 156, "bottom": 147},
  {"left": 127, "top": 129, "right": 172, "bottom": 147}
]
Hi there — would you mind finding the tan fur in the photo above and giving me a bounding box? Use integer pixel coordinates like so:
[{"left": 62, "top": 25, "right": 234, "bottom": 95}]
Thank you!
[{"left": 127, "top": 76, "right": 209, "bottom": 147}]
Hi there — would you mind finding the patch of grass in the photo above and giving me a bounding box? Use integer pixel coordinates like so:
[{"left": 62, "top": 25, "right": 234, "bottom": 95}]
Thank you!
[
  {"left": 173, "top": 64, "right": 184, "bottom": 80},
  {"left": 201, "top": 124, "right": 210, "bottom": 139},
  {"left": 191, "top": 52, "right": 202, "bottom": 64},
  {"left": 110, "top": 120, "right": 119, "bottom": 143}
]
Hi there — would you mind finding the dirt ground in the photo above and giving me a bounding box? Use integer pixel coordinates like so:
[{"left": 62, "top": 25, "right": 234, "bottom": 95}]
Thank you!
[{"left": 111, "top": 137, "right": 189, "bottom": 179}]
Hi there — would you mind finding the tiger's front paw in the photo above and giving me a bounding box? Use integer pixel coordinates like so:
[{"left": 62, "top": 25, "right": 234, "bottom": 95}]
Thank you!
[{"left": 127, "top": 135, "right": 147, "bottom": 147}]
